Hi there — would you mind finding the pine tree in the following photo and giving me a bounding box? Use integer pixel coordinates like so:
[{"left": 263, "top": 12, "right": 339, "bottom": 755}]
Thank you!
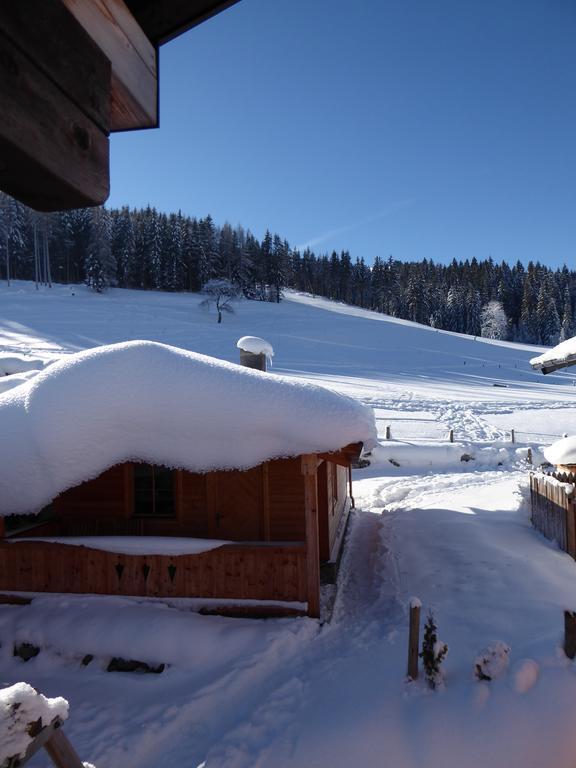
[
  {"left": 559, "top": 284, "right": 574, "bottom": 342},
  {"left": 84, "top": 207, "right": 113, "bottom": 292},
  {"left": 419, "top": 612, "right": 448, "bottom": 690},
  {"left": 536, "top": 277, "right": 560, "bottom": 345}
]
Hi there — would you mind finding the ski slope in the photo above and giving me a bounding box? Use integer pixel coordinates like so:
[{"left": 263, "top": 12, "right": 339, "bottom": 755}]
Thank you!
[{"left": 2, "top": 281, "right": 576, "bottom": 768}]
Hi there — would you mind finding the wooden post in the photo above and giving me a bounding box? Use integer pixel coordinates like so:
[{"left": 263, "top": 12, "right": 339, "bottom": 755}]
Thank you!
[
  {"left": 407, "top": 600, "right": 421, "bottom": 680},
  {"left": 564, "top": 610, "right": 576, "bottom": 660},
  {"left": 385, "top": 425, "right": 391, "bottom": 440},
  {"left": 449, "top": 428, "right": 454, "bottom": 443},
  {"left": 568, "top": 498, "right": 576, "bottom": 559},
  {"left": 44, "top": 726, "right": 85, "bottom": 768},
  {"left": 511, "top": 429, "right": 515, "bottom": 444},
  {"left": 302, "top": 454, "right": 321, "bottom": 619},
  {"left": 527, "top": 447, "right": 533, "bottom": 465}
]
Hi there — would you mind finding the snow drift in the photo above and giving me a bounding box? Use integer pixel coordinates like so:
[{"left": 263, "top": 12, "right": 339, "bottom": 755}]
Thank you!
[{"left": 0, "top": 340, "right": 376, "bottom": 515}]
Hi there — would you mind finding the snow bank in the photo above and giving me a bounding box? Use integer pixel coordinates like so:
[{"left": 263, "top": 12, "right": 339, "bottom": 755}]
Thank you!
[
  {"left": 0, "top": 682, "right": 68, "bottom": 765},
  {"left": 0, "top": 369, "right": 41, "bottom": 395},
  {"left": 531, "top": 337, "right": 576, "bottom": 373},
  {"left": 10, "top": 536, "right": 231, "bottom": 555},
  {"left": 544, "top": 436, "right": 576, "bottom": 466},
  {"left": 0, "top": 353, "right": 45, "bottom": 377},
  {"left": 236, "top": 336, "right": 274, "bottom": 357},
  {"left": 370, "top": 441, "right": 517, "bottom": 471},
  {"left": 0, "top": 596, "right": 316, "bottom": 670},
  {"left": 0, "top": 340, "right": 376, "bottom": 515}
]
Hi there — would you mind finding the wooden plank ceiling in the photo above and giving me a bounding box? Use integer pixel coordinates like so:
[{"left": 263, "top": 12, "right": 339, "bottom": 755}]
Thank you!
[{"left": 125, "top": 0, "right": 240, "bottom": 45}]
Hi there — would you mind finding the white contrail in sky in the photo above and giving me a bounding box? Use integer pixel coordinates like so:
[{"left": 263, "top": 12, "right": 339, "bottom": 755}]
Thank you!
[{"left": 295, "top": 199, "right": 415, "bottom": 252}]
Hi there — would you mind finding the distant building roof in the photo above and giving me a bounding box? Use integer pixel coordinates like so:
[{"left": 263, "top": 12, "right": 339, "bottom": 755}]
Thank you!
[
  {"left": 530, "top": 336, "right": 576, "bottom": 374},
  {"left": 0, "top": 341, "right": 376, "bottom": 515}
]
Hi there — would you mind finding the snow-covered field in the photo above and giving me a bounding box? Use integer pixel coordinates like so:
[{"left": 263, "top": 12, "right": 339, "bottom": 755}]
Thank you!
[{"left": 2, "top": 281, "right": 576, "bottom": 767}]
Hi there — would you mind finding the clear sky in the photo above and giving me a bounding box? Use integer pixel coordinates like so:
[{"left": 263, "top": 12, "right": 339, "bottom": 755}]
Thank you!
[{"left": 108, "top": 0, "right": 576, "bottom": 267}]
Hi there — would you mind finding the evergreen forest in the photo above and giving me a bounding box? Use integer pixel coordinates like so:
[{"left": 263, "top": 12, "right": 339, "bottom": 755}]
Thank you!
[{"left": 0, "top": 195, "right": 573, "bottom": 345}]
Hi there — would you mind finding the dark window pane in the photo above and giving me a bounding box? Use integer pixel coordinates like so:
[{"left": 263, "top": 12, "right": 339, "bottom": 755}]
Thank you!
[
  {"left": 133, "top": 464, "right": 175, "bottom": 517},
  {"left": 134, "top": 464, "right": 154, "bottom": 516},
  {"left": 154, "top": 466, "right": 175, "bottom": 517}
]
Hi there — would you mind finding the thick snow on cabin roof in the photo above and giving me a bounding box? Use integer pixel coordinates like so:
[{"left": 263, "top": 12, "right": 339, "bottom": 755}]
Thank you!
[
  {"left": 530, "top": 336, "right": 576, "bottom": 373},
  {"left": 0, "top": 340, "right": 377, "bottom": 515}
]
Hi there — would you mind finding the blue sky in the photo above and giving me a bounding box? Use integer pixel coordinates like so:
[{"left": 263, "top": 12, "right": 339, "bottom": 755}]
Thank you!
[{"left": 109, "top": 0, "right": 576, "bottom": 267}]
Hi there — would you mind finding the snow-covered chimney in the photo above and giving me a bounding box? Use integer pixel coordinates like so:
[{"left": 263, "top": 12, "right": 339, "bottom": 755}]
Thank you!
[{"left": 236, "top": 336, "right": 274, "bottom": 372}]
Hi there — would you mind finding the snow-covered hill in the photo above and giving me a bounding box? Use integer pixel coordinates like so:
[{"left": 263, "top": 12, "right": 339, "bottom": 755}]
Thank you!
[{"left": 2, "top": 281, "right": 576, "bottom": 768}]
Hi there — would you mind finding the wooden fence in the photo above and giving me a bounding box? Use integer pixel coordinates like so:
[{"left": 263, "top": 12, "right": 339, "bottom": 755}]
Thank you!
[
  {"left": 0, "top": 540, "right": 307, "bottom": 602},
  {"left": 530, "top": 472, "right": 576, "bottom": 557}
]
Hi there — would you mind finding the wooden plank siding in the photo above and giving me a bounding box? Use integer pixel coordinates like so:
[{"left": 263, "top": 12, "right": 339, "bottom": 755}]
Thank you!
[
  {"left": 530, "top": 472, "right": 576, "bottom": 557},
  {"left": 0, "top": 541, "right": 307, "bottom": 601},
  {"left": 1, "top": 454, "right": 356, "bottom": 613}
]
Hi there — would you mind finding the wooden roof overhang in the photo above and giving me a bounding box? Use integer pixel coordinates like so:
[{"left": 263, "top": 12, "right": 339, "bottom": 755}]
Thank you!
[
  {"left": 0, "top": 0, "right": 240, "bottom": 211},
  {"left": 531, "top": 355, "right": 576, "bottom": 375}
]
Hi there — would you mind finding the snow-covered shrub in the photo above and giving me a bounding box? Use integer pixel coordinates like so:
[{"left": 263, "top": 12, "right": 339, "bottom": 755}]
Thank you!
[
  {"left": 419, "top": 612, "right": 448, "bottom": 690},
  {"left": 474, "top": 641, "right": 510, "bottom": 681}
]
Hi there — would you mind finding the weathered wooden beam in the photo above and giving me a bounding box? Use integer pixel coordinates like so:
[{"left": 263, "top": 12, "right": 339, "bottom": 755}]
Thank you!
[
  {"left": 1, "top": 1, "right": 110, "bottom": 133},
  {"left": 125, "top": 0, "right": 241, "bottom": 46},
  {"left": 317, "top": 442, "right": 363, "bottom": 467},
  {"left": 44, "top": 727, "right": 85, "bottom": 768},
  {"left": 63, "top": 0, "right": 158, "bottom": 131},
  {"left": 302, "top": 454, "right": 321, "bottom": 619},
  {"left": 0, "top": 24, "right": 110, "bottom": 210}
]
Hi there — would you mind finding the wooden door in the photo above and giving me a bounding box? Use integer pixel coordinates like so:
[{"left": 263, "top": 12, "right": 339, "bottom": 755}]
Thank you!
[{"left": 211, "top": 467, "right": 263, "bottom": 540}]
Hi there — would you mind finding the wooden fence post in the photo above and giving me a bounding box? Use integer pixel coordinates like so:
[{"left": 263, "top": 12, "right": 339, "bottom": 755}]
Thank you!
[
  {"left": 448, "top": 429, "right": 454, "bottom": 443},
  {"left": 564, "top": 610, "right": 576, "bottom": 660},
  {"left": 527, "top": 447, "right": 532, "bottom": 465},
  {"left": 407, "top": 599, "right": 421, "bottom": 680},
  {"left": 44, "top": 727, "right": 85, "bottom": 768},
  {"left": 510, "top": 429, "right": 515, "bottom": 444},
  {"left": 385, "top": 425, "right": 391, "bottom": 440}
]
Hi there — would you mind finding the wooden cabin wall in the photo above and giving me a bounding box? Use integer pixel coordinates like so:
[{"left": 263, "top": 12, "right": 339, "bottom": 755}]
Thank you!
[
  {"left": 52, "top": 465, "right": 128, "bottom": 518},
  {"left": 32, "top": 459, "right": 309, "bottom": 543},
  {"left": 267, "top": 458, "right": 306, "bottom": 541},
  {"left": 317, "top": 461, "right": 350, "bottom": 561}
]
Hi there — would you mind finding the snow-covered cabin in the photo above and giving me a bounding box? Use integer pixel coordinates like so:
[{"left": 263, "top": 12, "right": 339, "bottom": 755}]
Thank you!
[
  {"left": 530, "top": 337, "right": 576, "bottom": 375},
  {"left": 0, "top": 341, "right": 376, "bottom": 617}
]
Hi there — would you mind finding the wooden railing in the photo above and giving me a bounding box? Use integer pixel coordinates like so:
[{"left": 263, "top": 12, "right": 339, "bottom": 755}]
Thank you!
[
  {"left": 0, "top": 540, "right": 307, "bottom": 602},
  {"left": 530, "top": 472, "right": 576, "bottom": 557}
]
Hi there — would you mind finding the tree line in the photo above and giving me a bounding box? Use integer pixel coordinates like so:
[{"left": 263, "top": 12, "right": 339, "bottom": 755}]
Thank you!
[{"left": 0, "top": 193, "right": 574, "bottom": 345}]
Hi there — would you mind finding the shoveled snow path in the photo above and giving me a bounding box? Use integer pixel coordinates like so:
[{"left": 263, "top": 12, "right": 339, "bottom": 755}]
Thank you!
[{"left": 195, "top": 470, "right": 576, "bottom": 768}]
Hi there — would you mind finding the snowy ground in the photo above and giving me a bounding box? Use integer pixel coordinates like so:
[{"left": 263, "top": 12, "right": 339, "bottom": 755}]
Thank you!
[{"left": 2, "top": 281, "right": 576, "bottom": 767}]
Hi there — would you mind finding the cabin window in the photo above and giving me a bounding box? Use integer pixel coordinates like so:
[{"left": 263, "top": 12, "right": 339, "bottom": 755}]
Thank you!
[{"left": 133, "top": 464, "right": 175, "bottom": 517}]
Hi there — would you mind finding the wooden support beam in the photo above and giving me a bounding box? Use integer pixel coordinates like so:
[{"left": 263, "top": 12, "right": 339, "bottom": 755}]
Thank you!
[
  {"left": 302, "top": 454, "right": 321, "bottom": 619},
  {"left": 261, "top": 463, "right": 271, "bottom": 541},
  {"left": 44, "top": 727, "right": 85, "bottom": 768},
  {"left": 1, "top": 1, "right": 110, "bottom": 133},
  {"left": 318, "top": 442, "right": 363, "bottom": 467},
  {"left": 0, "top": 6, "right": 110, "bottom": 210},
  {"left": 63, "top": 0, "right": 158, "bottom": 131}
]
